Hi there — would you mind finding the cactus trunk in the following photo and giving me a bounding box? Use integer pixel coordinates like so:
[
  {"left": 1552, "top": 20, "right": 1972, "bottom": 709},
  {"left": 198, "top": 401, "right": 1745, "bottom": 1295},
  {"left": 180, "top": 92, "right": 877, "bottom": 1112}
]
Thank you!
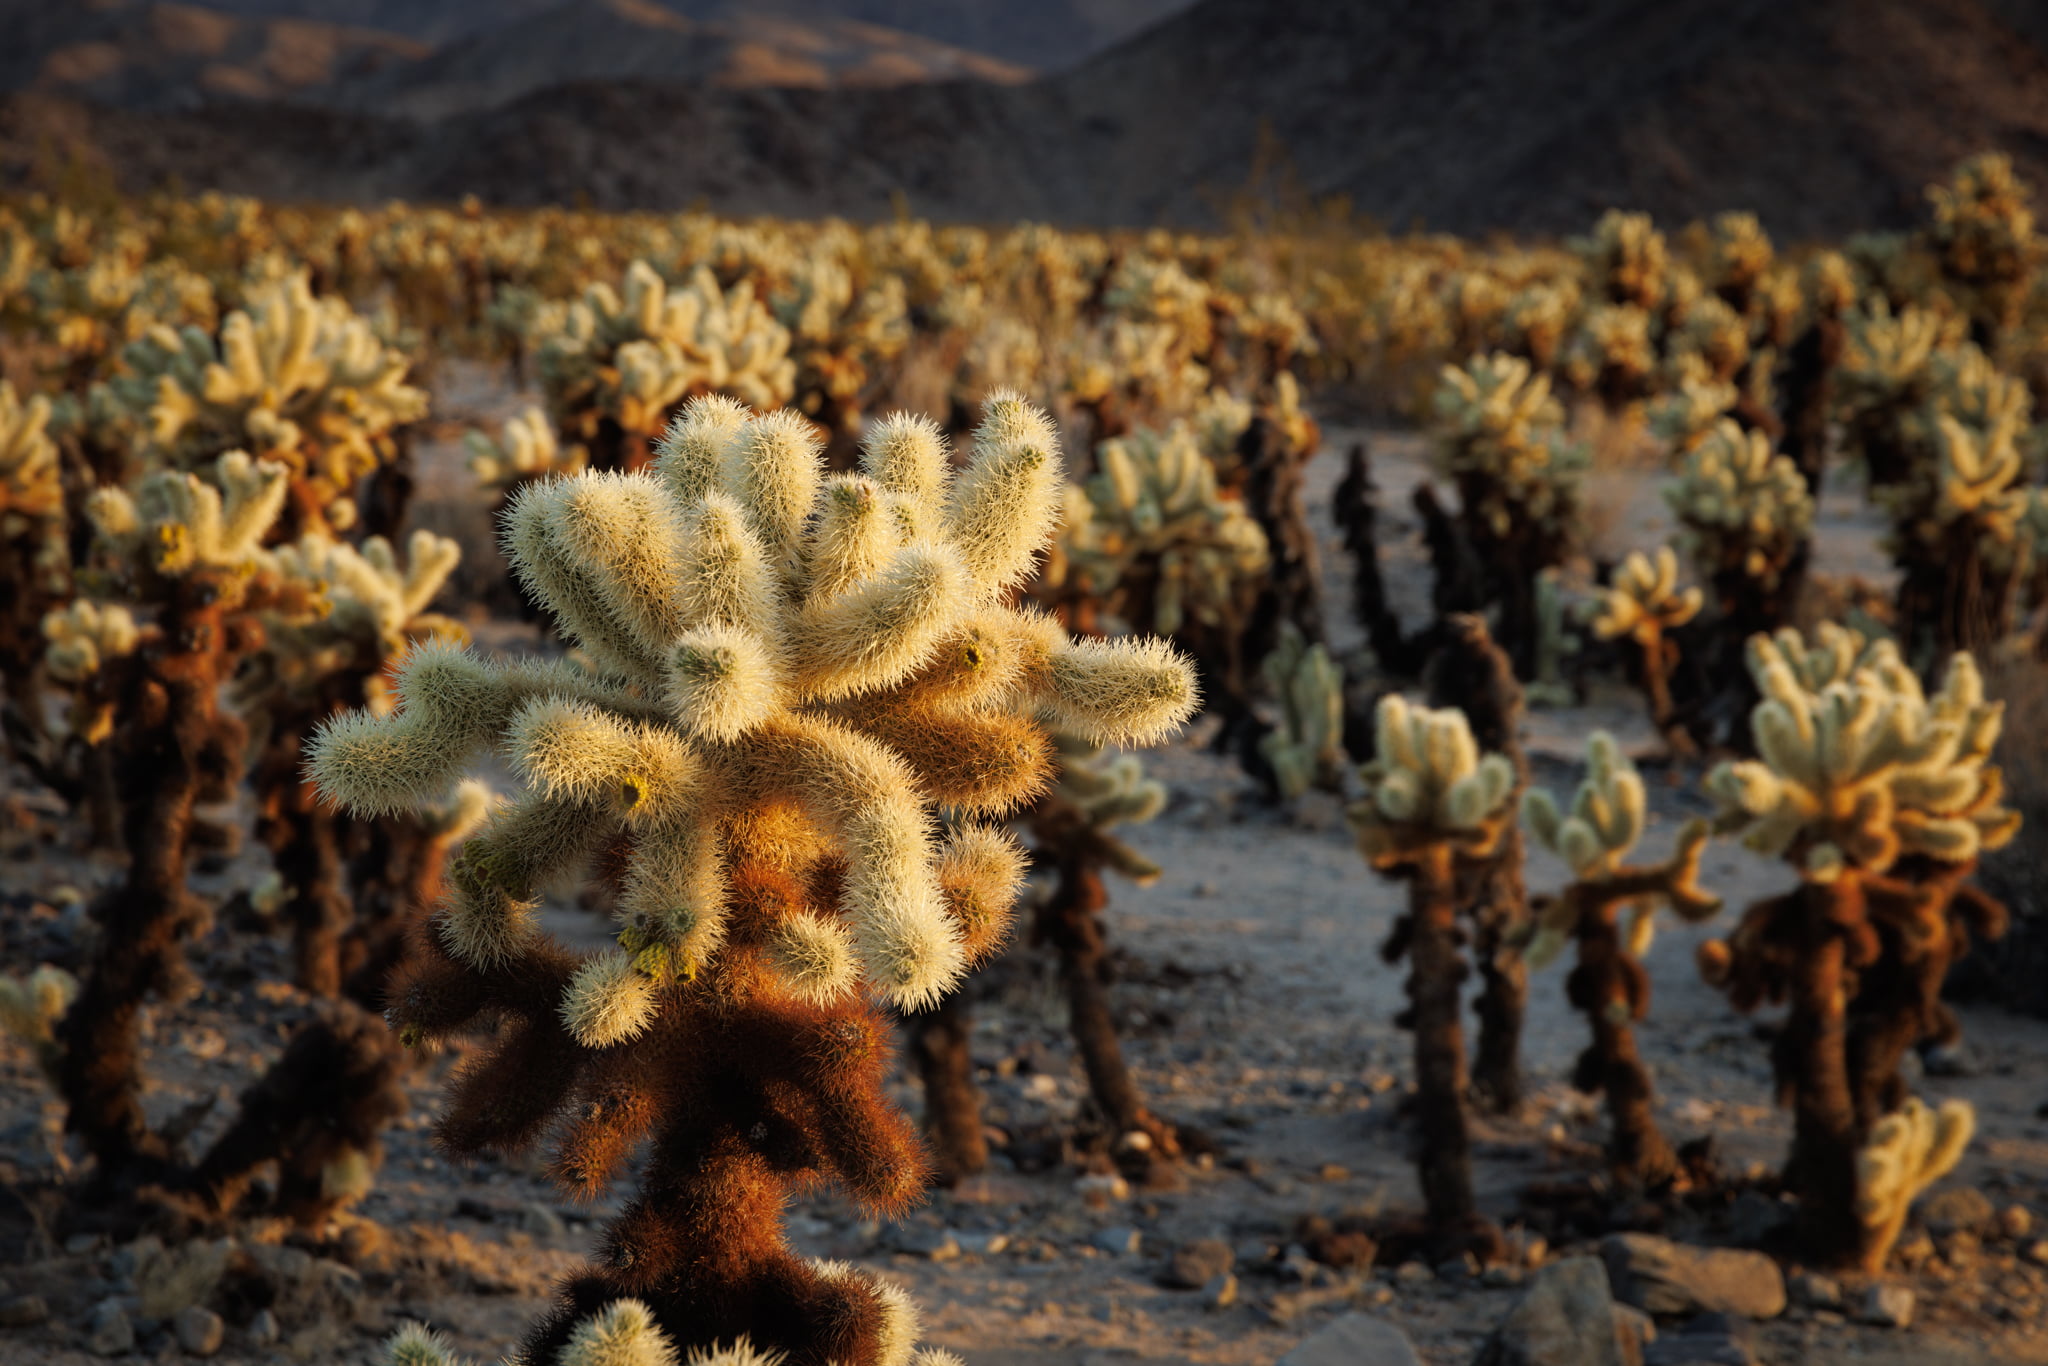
[
  {"left": 907, "top": 993, "right": 988, "bottom": 1184},
  {"left": 1784, "top": 879, "right": 1865, "bottom": 1266},
  {"left": 1037, "top": 857, "right": 1181, "bottom": 1180},
  {"left": 56, "top": 589, "right": 241, "bottom": 1186},
  {"left": 1405, "top": 843, "right": 1482, "bottom": 1234},
  {"left": 1569, "top": 899, "right": 1677, "bottom": 1186}
]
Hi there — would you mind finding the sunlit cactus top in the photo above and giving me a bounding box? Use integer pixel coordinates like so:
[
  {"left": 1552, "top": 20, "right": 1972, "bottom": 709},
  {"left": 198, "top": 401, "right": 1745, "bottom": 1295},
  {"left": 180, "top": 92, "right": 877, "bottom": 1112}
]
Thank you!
[
  {"left": 1703, "top": 626, "right": 2018, "bottom": 875},
  {"left": 309, "top": 392, "right": 1198, "bottom": 1017}
]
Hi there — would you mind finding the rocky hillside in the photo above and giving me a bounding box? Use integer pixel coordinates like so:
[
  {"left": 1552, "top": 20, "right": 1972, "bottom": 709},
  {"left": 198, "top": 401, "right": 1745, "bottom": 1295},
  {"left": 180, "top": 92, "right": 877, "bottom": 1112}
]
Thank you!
[{"left": 4, "top": 0, "right": 2048, "bottom": 237}]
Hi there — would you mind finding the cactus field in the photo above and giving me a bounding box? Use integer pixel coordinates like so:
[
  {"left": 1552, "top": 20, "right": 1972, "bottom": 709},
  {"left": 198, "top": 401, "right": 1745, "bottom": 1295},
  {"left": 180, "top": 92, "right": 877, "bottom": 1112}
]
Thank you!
[{"left": 2, "top": 157, "right": 2048, "bottom": 1366}]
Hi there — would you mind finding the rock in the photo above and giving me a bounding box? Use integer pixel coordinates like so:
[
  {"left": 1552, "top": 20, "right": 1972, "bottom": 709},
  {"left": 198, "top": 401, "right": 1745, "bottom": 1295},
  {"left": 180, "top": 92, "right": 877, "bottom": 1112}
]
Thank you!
[
  {"left": 2025, "top": 1239, "right": 2048, "bottom": 1266},
  {"left": 136, "top": 1238, "right": 234, "bottom": 1318},
  {"left": 1920, "top": 1186, "right": 1995, "bottom": 1237},
  {"left": 0, "top": 1293, "right": 49, "bottom": 1327},
  {"left": 1892, "top": 1231, "right": 1936, "bottom": 1268},
  {"left": 1723, "top": 1191, "right": 1792, "bottom": 1246},
  {"left": 173, "top": 1306, "right": 224, "bottom": 1357},
  {"left": 1436, "top": 1251, "right": 1480, "bottom": 1283},
  {"left": 1786, "top": 1271, "right": 1842, "bottom": 1311},
  {"left": 953, "top": 1232, "right": 1008, "bottom": 1257},
  {"left": 1203, "top": 1272, "right": 1237, "bottom": 1310},
  {"left": 1482, "top": 1265, "right": 1526, "bottom": 1289},
  {"left": 1600, "top": 1234, "right": 1786, "bottom": 1320},
  {"left": 1163, "top": 1237, "right": 1234, "bottom": 1289},
  {"left": 1089, "top": 1226, "right": 1141, "bottom": 1257},
  {"left": 86, "top": 1298, "right": 133, "bottom": 1356},
  {"left": 1644, "top": 1311, "right": 1756, "bottom": 1366},
  {"left": 1921, "top": 1041, "right": 1979, "bottom": 1077},
  {"left": 1613, "top": 1304, "right": 1656, "bottom": 1362},
  {"left": 1998, "top": 1205, "right": 2033, "bottom": 1241},
  {"left": 1318, "top": 1163, "right": 1351, "bottom": 1182},
  {"left": 1279, "top": 1245, "right": 1321, "bottom": 1283},
  {"left": 1856, "top": 1283, "right": 1914, "bottom": 1328},
  {"left": 1473, "top": 1256, "right": 1639, "bottom": 1366},
  {"left": 1276, "top": 1312, "right": 1424, "bottom": 1366},
  {"left": 1393, "top": 1260, "right": 1433, "bottom": 1286},
  {"left": 882, "top": 1225, "right": 959, "bottom": 1261},
  {"left": 521, "top": 1203, "right": 566, "bottom": 1239}
]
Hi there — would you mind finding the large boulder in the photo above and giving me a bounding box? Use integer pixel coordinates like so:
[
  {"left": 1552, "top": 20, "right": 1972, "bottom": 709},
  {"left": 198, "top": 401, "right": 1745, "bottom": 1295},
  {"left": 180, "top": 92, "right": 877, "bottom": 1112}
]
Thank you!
[
  {"left": 1600, "top": 1235, "right": 1786, "bottom": 1320},
  {"left": 1472, "top": 1255, "right": 1647, "bottom": 1366}
]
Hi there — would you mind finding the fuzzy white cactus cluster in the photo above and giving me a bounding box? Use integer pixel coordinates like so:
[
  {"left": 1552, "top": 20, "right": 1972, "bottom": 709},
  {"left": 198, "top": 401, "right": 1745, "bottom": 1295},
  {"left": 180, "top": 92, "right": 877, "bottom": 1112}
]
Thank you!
[
  {"left": 1, "top": 380, "right": 61, "bottom": 533},
  {"left": 1258, "top": 623, "right": 1345, "bottom": 802},
  {"left": 41, "top": 600, "right": 140, "bottom": 685},
  {"left": 1349, "top": 694, "right": 1516, "bottom": 864},
  {"left": 309, "top": 392, "right": 1196, "bottom": 1026},
  {"left": 466, "top": 406, "right": 587, "bottom": 491},
  {"left": 383, "top": 1304, "right": 965, "bottom": 1366},
  {"left": 1051, "top": 418, "right": 1270, "bottom": 636},
  {"left": 1663, "top": 419, "right": 1815, "bottom": 586},
  {"left": 1702, "top": 626, "right": 2018, "bottom": 874},
  {"left": 83, "top": 449, "right": 290, "bottom": 581},
  {"left": 265, "top": 528, "right": 465, "bottom": 679},
  {"left": 1855, "top": 1095, "right": 1977, "bottom": 1268},
  {"left": 1430, "top": 352, "right": 1586, "bottom": 534},
  {"left": 532, "top": 259, "right": 797, "bottom": 433},
  {"left": 95, "top": 274, "right": 424, "bottom": 525},
  {"left": 1521, "top": 732, "right": 1719, "bottom": 968},
  {"left": 1587, "top": 546, "right": 1701, "bottom": 647}
]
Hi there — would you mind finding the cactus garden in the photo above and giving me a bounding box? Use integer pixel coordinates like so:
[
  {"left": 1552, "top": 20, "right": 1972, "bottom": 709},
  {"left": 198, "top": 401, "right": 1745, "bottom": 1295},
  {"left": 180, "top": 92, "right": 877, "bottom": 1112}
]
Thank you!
[{"left": 1, "top": 101, "right": 2047, "bottom": 1366}]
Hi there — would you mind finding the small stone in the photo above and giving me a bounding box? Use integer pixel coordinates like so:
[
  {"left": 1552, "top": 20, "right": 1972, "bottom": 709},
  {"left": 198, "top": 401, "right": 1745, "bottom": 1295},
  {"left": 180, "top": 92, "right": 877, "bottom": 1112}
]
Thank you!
[
  {"left": 1163, "top": 1237, "right": 1234, "bottom": 1289},
  {"left": 1506, "top": 1229, "right": 1548, "bottom": 1269},
  {"left": 1089, "top": 1226, "right": 1140, "bottom": 1257},
  {"left": 1275, "top": 1311, "right": 1424, "bottom": 1366},
  {"left": 173, "top": 1306, "right": 224, "bottom": 1357},
  {"left": 1856, "top": 1283, "right": 1914, "bottom": 1328},
  {"left": 86, "top": 1298, "right": 133, "bottom": 1356},
  {"left": 1482, "top": 1265, "right": 1526, "bottom": 1289},
  {"left": 1998, "top": 1204, "right": 2034, "bottom": 1241},
  {"left": 1940, "top": 1230, "right": 1982, "bottom": 1266},
  {"left": 1787, "top": 1271, "right": 1843, "bottom": 1311},
  {"left": 890, "top": 1228, "right": 960, "bottom": 1261},
  {"left": 1279, "top": 1244, "right": 1320, "bottom": 1283},
  {"left": 1074, "top": 1173, "right": 1129, "bottom": 1208},
  {"left": 1394, "top": 1260, "right": 1433, "bottom": 1286},
  {"left": 1435, "top": 1251, "right": 1480, "bottom": 1283},
  {"left": 1920, "top": 1186, "right": 1995, "bottom": 1237},
  {"left": 1473, "top": 1257, "right": 1633, "bottom": 1366},
  {"left": 1613, "top": 1304, "right": 1656, "bottom": 1362},
  {"left": 1644, "top": 1311, "right": 1755, "bottom": 1366},
  {"left": 246, "top": 1309, "right": 280, "bottom": 1347},
  {"left": 0, "top": 1294, "right": 49, "bottom": 1327},
  {"left": 1893, "top": 1231, "right": 1936, "bottom": 1268},
  {"left": 521, "top": 1203, "right": 566, "bottom": 1239},
  {"left": 954, "top": 1232, "right": 1008, "bottom": 1257},
  {"left": 1203, "top": 1272, "right": 1237, "bottom": 1310},
  {"left": 1318, "top": 1163, "right": 1351, "bottom": 1183},
  {"left": 1600, "top": 1234, "right": 1786, "bottom": 1320},
  {"left": 2025, "top": 1239, "right": 2048, "bottom": 1266}
]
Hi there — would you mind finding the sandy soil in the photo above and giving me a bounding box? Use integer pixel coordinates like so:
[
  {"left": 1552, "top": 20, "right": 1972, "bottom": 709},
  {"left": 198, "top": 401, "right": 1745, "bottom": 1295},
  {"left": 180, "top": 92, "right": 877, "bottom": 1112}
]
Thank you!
[{"left": 2, "top": 384, "right": 2044, "bottom": 1366}]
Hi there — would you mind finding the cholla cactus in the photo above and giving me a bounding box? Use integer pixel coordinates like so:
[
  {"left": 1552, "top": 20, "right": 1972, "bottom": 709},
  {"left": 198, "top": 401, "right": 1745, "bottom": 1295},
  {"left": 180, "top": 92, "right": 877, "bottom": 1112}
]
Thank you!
[
  {"left": 1, "top": 381, "right": 68, "bottom": 731},
  {"left": 246, "top": 529, "right": 464, "bottom": 997},
  {"left": 1521, "top": 734, "right": 1719, "bottom": 1182},
  {"left": 531, "top": 260, "right": 796, "bottom": 470},
  {"left": 1428, "top": 353, "right": 1585, "bottom": 674},
  {"left": 1695, "top": 626, "right": 2016, "bottom": 1265},
  {"left": 1048, "top": 419, "right": 1270, "bottom": 674},
  {"left": 1706, "top": 212, "right": 1775, "bottom": 315},
  {"left": 1588, "top": 547, "right": 1702, "bottom": 756},
  {"left": 1923, "top": 153, "right": 2036, "bottom": 347},
  {"left": 1028, "top": 737, "right": 1186, "bottom": 1179},
  {"left": 1257, "top": 623, "right": 1345, "bottom": 801},
  {"left": 1349, "top": 695, "right": 1515, "bottom": 1257},
  {"left": 1560, "top": 304, "right": 1657, "bottom": 410},
  {"left": 310, "top": 394, "right": 1195, "bottom": 1364},
  {"left": 93, "top": 275, "right": 426, "bottom": 537},
  {"left": 1665, "top": 420, "right": 1816, "bottom": 603},
  {"left": 0, "top": 964, "right": 79, "bottom": 1082},
  {"left": 1854, "top": 1096, "right": 1975, "bottom": 1271},
  {"left": 1574, "top": 210, "right": 1670, "bottom": 310},
  {"left": 466, "top": 406, "right": 587, "bottom": 492},
  {"left": 1879, "top": 411, "right": 2034, "bottom": 659}
]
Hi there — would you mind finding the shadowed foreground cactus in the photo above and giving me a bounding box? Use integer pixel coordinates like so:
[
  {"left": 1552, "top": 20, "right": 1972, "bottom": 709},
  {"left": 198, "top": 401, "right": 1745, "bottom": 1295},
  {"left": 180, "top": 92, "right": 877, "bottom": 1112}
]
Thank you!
[
  {"left": 1695, "top": 626, "right": 2016, "bottom": 1265},
  {"left": 1522, "top": 734, "right": 1720, "bottom": 1185},
  {"left": 1350, "top": 693, "right": 1516, "bottom": 1258},
  {"left": 310, "top": 393, "right": 1195, "bottom": 1365}
]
